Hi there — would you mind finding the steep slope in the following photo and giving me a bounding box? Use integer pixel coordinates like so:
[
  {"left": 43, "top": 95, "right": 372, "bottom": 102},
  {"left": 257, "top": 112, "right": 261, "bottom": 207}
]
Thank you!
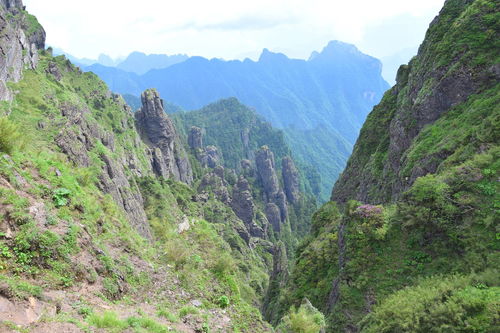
[
  {"left": 0, "top": 2, "right": 315, "bottom": 331},
  {"left": 0, "top": 0, "right": 45, "bottom": 101},
  {"left": 332, "top": 0, "right": 500, "bottom": 204},
  {"left": 172, "top": 98, "right": 318, "bottom": 243},
  {"left": 274, "top": 0, "right": 500, "bottom": 331},
  {"left": 86, "top": 42, "right": 389, "bottom": 202}
]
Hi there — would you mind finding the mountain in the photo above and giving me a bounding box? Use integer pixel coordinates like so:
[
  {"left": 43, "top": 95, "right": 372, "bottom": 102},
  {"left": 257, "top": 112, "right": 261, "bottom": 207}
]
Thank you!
[
  {"left": 85, "top": 42, "right": 389, "bottom": 201},
  {"left": 270, "top": 0, "right": 500, "bottom": 331},
  {"left": 0, "top": 1, "right": 316, "bottom": 331},
  {"left": 117, "top": 51, "right": 189, "bottom": 75}
]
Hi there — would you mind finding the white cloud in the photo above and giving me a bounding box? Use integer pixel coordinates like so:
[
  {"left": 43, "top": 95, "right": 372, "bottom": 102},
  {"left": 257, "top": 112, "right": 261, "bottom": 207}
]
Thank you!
[{"left": 23, "top": 0, "right": 445, "bottom": 60}]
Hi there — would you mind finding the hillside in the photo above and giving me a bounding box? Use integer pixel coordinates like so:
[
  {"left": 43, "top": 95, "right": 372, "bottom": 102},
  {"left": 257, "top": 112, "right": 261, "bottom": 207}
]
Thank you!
[
  {"left": 272, "top": 0, "right": 500, "bottom": 331},
  {"left": 0, "top": 1, "right": 316, "bottom": 331}
]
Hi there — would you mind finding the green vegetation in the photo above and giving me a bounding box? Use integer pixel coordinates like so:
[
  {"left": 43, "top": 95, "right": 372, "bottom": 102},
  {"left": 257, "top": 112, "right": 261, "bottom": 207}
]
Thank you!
[
  {"left": 360, "top": 273, "right": 500, "bottom": 333},
  {"left": 276, "top": 300, "right": 326, "bottom": 333},
  {"left": 0, "top": 50, "right": 272, "bottom": 331},
  {"left": 0, "top": 117, "right": 24, "bottom": 154},
  {"left": 277, "top": 1, "right": 500, "bottom": 331}
]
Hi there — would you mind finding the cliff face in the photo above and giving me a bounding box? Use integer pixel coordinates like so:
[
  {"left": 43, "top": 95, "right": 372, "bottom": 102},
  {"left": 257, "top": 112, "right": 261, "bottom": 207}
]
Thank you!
[
  {"left": 135, "top": 89, "right": 193, "bottom": 184},
  {"left": 278, "top": 1, "right": 499, "bottom": 331},
  {"left": 332, "top": 0, "right": 500, "bottom": 204},
  {"left": 0, "top": 0, "right": 45, "bottom": 101}
]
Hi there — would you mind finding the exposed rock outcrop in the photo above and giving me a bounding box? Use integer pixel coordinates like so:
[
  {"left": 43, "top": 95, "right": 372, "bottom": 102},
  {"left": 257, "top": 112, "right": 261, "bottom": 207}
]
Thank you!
[
  {"left": 282, "top": 157, "right": 300, "bottom": 204},
  {"left": 331, "top": 0, "right": 500, "bottom": 204},
  {"left": 255, "top": 146, "right": 280, "bottom": 199},
  {"left": 255, "top": 146, "right": 288, "bottom": 224},
  {"left": 0, "top": 0, "right": 45, "bottom": 101},
  {"left": 262, "top": 241, "right": 289, "bottom": 324},
  {"left": 265, "top": 203, "right": 281, "bottom": 232},
  {"left": 200, "top": 145, "right": 220, "bottom": 168},
  {"left": 231, "top": 176, "right": 254, "bottom": 225},
  {"left": 198, "top": 166, "right": 231, "bottom": 204},
  {"left": 135, "top": 89, "right": 193, "bottom": 184},
  {"left": 54, "top": 95, "right": 151, "bottom": 239},
  {"left": 188, "top": 126, "right": 203, "bottom": 149}
]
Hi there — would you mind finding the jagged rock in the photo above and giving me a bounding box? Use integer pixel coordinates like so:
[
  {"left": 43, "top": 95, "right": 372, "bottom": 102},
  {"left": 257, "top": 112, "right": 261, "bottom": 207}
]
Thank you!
[
  {"left": 332, "top": 0, "right": 500, "bottom": 204},
  {"left": 213, "top": 165, "right": 225, "bottom": 179},
  {"left": 231, "top": 176, "right": 254, "bottom": 225},
  {"left": 55, "top": 101, "right": 152, "bottom": 239},
  {"left": 0, "top": 0, "right": 45, "bottom": 101},
  {"left": 274, "top": 190, "right": 288, "bottom": 222},
  {"left": 200, "top": 145, "right": 220, "bottom": 168},
  {"left": 177, "top": 216, "right": 191, "bottom": 234},
  {"left": 262, "top": 241, "right": 289, "bottom": 323},
  {"left": 282, "top": 157, "right": 300, "bottom": 204},
  {"left": 255, "top": 146, "right": 280, "bottom": 200},
  {"left": 198, "top": 168, "right": 231, "bottom": 204},
  {"left": 248, "top": 221, "right": 266, "bottom": 238},
  {"left": 46, "top": 61, "right": 62, "bottom": 81},
  {"left": 98, "top": 153, "right": 151, "bottom": 239},
  {"left": 265, "top": 203, "right": 281, "bottom": 232},
  {"left": 135, "top": 89, "right": 193, "bottom": 184},
  {"left": 1, "top": 0, "right": 23, "bottom": 9},
  {"left": 188, "top": 126, "right": 203, "bottom": 149}
]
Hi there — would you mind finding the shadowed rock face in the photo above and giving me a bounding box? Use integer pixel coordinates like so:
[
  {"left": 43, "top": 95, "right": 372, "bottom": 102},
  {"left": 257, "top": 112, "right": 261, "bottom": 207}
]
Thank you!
[
  {"left": 135, "top": 89, "right": 193, "bottom": 184},
  {"left": 282, "top": 156, "right": 300, "bottom": 204},
  {"left": 54, "top": 96, "right": 152, "bottom": 239},
  {"left": 188, "top": 126, "right": 203, "bottom": 149},
  {"left": 255, "top": 146, "right": 280, "bottom": 200},
  {"left": 255, "top": 146, "right": 288, "bottom": 223},
  {"left": 0, "top": 0, "right": 45, "bottom": 101},
  {"left": 200, "top": 145, "right": 220, "bottom": 168},
  {"left": 231, "top": 176, "right": 254, "bottom": 226},
  {"left": 265, "top": 203, "right": 281, "bottom": 232}
]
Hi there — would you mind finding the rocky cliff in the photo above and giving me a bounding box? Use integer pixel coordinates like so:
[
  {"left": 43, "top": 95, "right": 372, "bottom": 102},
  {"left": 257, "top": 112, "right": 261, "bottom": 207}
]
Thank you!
[
  {"left": 332, "top": 0, "right": 500, "bottom": 204},
  {"left": 0, "top": 0, "right": 45, "bottom": 101},
  {"left": 277, "top": 1, "right": 499, "bottom": 331},
  {"left": 135, "top": 89, "right": 193, "bottom": 184}
]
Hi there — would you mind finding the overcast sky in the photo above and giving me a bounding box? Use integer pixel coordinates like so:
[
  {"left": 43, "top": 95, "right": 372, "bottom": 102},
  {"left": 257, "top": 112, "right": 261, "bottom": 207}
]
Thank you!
[{"left": 23, "top": 0, "right": 445, "bottom": 61}]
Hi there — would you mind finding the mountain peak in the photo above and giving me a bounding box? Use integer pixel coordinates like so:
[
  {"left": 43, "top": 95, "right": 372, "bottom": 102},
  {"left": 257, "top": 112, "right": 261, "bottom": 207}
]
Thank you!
[{"left": 258, "top": 48, "right": 289, "bottom": 62}]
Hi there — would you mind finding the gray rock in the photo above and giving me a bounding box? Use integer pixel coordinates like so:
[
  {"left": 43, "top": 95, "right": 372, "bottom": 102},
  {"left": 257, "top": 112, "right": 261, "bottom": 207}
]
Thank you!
[
  {"left": 265, "top": 203, "right": 281, "bottom": 232},
  {"left": 255, "top": 146, "right": 279, "bottom": 200},
  {"left": 55, "top": 102, "right": 152, "bottom": 239},
  {"left": 282, "top": 157, "right": 300, "bottom": 204},
  {"left": 200, "top": 145, "right": 220, "bottom": 168},
  {"left": 135, "top": 89, "right": 193, "bottom": 184},
  {"left": 198, "top": 169, "right": 231, "bottom": 204},
  {"left": 274, "top": 190, "right": 288, "bottom": 223},
  {"left": 231, "top": 176, "right": 254, "bottom": 225},
  {"left": 188, "top": 126, "right": 203, "bottom": 149},
  {"left": 0, "top": 0, "right": 45, "bottom": 101}
]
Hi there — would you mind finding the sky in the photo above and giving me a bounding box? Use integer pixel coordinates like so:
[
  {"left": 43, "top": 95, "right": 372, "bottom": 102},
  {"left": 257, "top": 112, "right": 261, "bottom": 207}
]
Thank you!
[{"left": 23, "top": 0, "right": 445, "bottom": 62}]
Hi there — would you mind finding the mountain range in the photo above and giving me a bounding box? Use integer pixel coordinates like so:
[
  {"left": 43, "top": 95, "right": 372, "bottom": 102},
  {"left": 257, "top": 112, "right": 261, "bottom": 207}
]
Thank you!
[{"left": 83, "top": 42, "right": 390, "bottom": 201}]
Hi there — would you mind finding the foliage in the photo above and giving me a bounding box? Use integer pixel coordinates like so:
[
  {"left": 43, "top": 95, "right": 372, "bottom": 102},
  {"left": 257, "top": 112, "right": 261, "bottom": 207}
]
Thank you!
[
  {"left": 276, "top": 300, "right": 326, "bottom": 333},
  {"left": 360, "top": 272, "right": 500, "bottom": 333},
  {"left": 218, "top": 295, "right": 230, "bottom": 308},
  {"left": 53, "top": 188, "right": 71, "bottom": 207},
  {"left": 0, "top": 117, "right": 24, "bottom": 154}
]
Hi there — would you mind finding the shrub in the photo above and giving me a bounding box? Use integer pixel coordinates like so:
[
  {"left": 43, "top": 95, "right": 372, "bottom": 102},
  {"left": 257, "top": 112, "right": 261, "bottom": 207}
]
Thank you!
[
  {"left": 359, "top": 272, "right": 500, "bottom": 333},
  {"left": 179, "top": 305, "right": 199, "bottom": 318},
  {"left": 53, "top": 188, "right": 71, "bottom": 207},
  {"left": 217, "top": 295, "right": 230, "bottom": 308},
  {"left": 87, "top": 311, "right": 127, "bottom": 330},
  {"left": 277, "top": 299, "right": 326, "bottom": 333},
  {"left": 0, "top": 117, "right": 23, "bottom": 154}
]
